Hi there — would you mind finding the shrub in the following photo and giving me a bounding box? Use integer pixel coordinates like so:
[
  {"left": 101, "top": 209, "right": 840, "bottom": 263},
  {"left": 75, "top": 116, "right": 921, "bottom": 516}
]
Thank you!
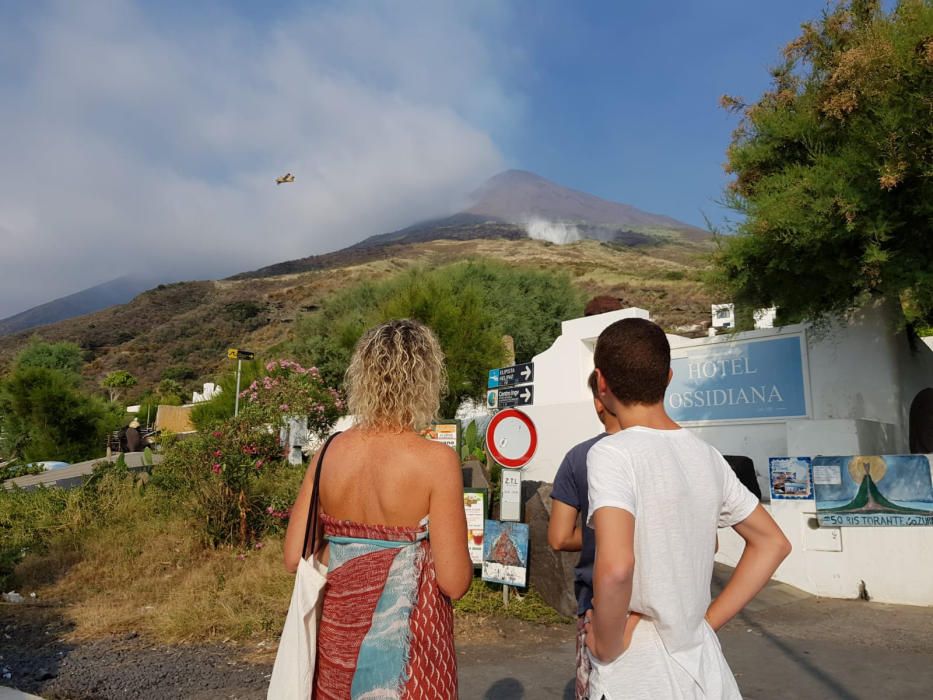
[{"left": 151, "top": 418, "right": 286, "bottom": 547}]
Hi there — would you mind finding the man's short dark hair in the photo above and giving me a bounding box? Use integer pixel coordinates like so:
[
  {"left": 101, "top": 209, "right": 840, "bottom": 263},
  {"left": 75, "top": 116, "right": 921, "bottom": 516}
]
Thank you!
[
  {"left": 594, "top": 318, "right": 670, "bottom": 405},
  {"left": 587, "top": 370, "right": 599, "bottom": 398}
]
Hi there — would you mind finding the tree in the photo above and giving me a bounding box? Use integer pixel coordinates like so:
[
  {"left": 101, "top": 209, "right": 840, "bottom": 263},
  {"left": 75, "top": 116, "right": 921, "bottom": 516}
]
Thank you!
[
  {"left": 713, "top": 1, "right": 933, "bottom": 327},
  {"left": 14, "top": 339, "right": 84, "bottom": 376},
  {"left": 157, "top": 378, "right": 186, "bottom": 405},
  {"left": 0, "top": 366, "right": 120, "bottom": 463},
  {"left": 290, "top": 261, "right": 584, "bottom": 416},
  {"left": 101, "top": 370, "right": 137, "bottom": 403}
]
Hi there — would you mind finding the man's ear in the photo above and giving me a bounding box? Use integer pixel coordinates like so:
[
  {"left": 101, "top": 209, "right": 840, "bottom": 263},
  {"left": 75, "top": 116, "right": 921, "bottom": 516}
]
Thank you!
[
  {"left": 667, "top": 367, "right": 673, "bottom": 386},
  {"left": 596, "top": 368, "right": 608, "bottom": 396}
]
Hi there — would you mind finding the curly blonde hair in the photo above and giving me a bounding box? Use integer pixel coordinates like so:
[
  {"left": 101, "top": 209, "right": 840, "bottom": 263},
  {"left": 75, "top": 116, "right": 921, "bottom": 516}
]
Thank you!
[{"left": 346, "top": 319, "right": 447, "bottom": 431}]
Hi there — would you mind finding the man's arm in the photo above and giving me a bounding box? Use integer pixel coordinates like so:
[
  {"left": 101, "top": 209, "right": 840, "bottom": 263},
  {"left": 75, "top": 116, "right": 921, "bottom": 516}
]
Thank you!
[
  {"left": 705, "top": 505, "right": 791, "bottom": 631},
  {"left": 548, "top": 500, "right": 583, "bottom": 551},
  {"left": 588, "top": 505, "right": 635, "bottom": 661}
]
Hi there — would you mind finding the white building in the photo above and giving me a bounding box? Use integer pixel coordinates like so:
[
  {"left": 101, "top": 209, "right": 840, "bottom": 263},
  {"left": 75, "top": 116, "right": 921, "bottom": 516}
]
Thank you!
[
  {"left": 519, "top": 301, "right": 933, "bottom": 605},
  {"left": 192, "top": 382, "right": 221, "bottom": 404}
]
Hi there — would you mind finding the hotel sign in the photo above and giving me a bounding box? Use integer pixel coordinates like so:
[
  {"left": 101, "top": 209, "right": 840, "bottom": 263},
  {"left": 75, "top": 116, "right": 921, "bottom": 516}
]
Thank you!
[{"left": 666, "top": 335, "right": 808, "bottom": 423}]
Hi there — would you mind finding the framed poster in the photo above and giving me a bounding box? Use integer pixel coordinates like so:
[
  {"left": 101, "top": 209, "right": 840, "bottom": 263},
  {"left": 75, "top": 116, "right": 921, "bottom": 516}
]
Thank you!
[
  {"left": 769, "top": 457, "right": 813, "bottom": 500},
  {"left": 482, "top": 520, "right": 529, "bottom": 587},
  {"left": 463, "top": 489, "right": 487, "bottom": 566},
  {"left": 814, "top": 455, "right": 933, "bottom": 527}
]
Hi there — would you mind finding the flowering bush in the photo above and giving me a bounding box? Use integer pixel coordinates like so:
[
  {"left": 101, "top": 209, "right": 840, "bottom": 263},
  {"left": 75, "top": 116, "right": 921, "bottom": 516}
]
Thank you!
[
  {"left": 152, "top": 417, "right": 292, "bottom": 547},
  {"left": 151, "top": 359, "right": 342, "bottom": 548},
  {"left": 241, "top": 359, "right": 344, "bottom": 440}
]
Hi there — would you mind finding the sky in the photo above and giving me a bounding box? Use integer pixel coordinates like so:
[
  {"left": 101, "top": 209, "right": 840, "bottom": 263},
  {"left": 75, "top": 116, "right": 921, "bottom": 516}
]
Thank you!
[{"left": 0, "top": 0, "right": 827, "bottom": 318}]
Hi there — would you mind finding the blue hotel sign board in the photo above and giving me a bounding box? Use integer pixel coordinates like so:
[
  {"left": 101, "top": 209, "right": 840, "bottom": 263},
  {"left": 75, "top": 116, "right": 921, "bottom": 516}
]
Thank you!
[{"left": 666, "top": 335, "right": 808, "bottom": 423}]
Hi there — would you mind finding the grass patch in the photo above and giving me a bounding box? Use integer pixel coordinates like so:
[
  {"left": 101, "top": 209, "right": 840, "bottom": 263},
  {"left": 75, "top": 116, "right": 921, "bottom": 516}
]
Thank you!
[{"left": 454, "top": 578, "right": 571, "bottom": 625}]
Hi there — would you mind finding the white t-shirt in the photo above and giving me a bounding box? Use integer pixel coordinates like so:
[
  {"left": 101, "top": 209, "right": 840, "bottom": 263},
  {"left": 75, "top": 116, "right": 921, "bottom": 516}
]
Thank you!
[{"left": 586, "top": 426, "right": 759, "bottom": 700}]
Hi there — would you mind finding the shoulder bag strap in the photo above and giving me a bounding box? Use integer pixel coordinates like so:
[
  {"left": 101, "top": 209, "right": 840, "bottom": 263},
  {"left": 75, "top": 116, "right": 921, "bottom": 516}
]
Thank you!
[{"left": 302, "top": 431, "right": 342, "bottom": 560}]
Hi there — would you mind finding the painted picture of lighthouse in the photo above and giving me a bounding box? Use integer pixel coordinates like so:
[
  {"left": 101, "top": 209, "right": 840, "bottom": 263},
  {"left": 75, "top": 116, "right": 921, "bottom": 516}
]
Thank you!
[
  {"left": 481, "top": 520, "right": 529, "bottom": 587},
  {"left": 814, "top": 455, "right": 933, "bottom": 527}
]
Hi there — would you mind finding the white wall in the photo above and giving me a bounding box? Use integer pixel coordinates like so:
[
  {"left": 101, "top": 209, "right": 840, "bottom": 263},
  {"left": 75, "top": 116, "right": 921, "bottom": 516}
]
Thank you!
[
  {"left": 717, "top": 500, "right": 933, "bottom": 606},
  {"left": 522, "top": 307, "right": 648, "bottom": 481}
]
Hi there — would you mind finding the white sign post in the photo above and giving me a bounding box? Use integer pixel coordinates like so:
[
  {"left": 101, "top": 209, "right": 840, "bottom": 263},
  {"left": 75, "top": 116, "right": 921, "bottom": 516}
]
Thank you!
[{"left": 500, "top": 470, "right": 522, "bottom": 522}]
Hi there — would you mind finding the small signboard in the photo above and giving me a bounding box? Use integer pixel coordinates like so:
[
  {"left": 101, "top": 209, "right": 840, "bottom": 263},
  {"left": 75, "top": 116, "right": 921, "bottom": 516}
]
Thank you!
[
  {"left": 486, "top": 409, "right": 538, "bottom": 469},
  {"left": 463, "top": 489, "right": 487, "bottom": 566},
  {"left": 487, "top": 385, "right": 534, "bottom": 410},
  {"left": 488, "top": 362, "right": 534, "bottom": 389},
  {"left": 227, "top": 348, "right": 255, "bottom": 360},
  {"left": 769, "top": 457, "right": 814, "bottom": 500},
  {"left": 421, "top": 420, "right": 460, "bottom": 454},
  {"left": 482, "top": 520, "right": 529, "bottom": 587}
]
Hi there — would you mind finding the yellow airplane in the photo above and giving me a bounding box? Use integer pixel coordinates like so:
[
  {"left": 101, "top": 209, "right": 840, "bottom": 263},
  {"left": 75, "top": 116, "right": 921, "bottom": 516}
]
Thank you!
[{"left": 275, "top": 173, "right": 295, "bottom": 185}]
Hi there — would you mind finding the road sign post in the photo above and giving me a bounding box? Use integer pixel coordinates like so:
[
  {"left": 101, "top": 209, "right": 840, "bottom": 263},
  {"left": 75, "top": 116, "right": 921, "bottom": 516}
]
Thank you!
[{"left": 227, "top": 348, "right": 255, "bottom": 417}]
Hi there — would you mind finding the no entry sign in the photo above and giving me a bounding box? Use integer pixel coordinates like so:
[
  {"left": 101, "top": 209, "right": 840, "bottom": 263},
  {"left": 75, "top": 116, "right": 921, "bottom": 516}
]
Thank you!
[{"left": 485, "top": 408, "right": 538, "bottom": 469}]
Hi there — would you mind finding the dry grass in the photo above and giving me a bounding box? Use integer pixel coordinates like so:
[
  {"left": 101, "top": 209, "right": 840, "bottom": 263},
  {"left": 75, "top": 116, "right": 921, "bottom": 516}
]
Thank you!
[{"left": 17, "top": 507, "right": 294, "bottom": 643}]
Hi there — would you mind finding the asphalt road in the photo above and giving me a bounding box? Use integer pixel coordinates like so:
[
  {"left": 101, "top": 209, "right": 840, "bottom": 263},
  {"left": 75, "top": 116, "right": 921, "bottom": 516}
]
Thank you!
[{"left": 456, "top": 567, "right": 933, "bottom": 699}]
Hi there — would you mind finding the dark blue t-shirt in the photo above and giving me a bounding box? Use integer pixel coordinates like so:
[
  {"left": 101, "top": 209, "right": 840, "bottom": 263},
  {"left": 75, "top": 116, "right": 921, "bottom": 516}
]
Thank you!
[{"left": 550, "top": 433, "right": 606, "bottom": 616}]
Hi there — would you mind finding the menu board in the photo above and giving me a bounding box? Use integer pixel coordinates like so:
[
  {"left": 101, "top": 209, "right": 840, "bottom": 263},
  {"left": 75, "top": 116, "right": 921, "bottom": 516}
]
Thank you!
[{"left": 463, "top": 488, "right": 487, "bottom": 566}]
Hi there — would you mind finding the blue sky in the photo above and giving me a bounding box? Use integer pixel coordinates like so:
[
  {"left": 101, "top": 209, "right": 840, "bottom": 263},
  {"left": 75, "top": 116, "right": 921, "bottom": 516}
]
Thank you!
[{"left": 0, "top": 0, "right": 826, "bottom": 317}]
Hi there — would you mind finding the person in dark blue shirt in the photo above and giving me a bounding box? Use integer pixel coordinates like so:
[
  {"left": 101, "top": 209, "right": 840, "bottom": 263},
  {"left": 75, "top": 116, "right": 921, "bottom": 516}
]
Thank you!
[{"left": 548, "top": 371, "right": 620, "bottom": 700}]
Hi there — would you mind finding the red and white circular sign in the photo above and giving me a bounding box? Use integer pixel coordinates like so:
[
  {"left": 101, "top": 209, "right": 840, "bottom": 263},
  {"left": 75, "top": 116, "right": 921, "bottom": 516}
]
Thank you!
[{"left": 485, "top": 408, "right": 537, "bottom": 469}]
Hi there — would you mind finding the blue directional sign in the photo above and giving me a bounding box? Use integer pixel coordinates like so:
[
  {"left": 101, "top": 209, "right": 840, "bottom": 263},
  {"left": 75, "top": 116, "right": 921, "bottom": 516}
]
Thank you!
[{"left": 488, "top": 362, "right": 534, "bottom": 389}]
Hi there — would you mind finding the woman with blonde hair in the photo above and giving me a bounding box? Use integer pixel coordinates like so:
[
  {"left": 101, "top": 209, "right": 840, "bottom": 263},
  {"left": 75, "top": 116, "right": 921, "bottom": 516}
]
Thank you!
[{"left": 284, "top": 319, "right": 472, "bottom": 699}]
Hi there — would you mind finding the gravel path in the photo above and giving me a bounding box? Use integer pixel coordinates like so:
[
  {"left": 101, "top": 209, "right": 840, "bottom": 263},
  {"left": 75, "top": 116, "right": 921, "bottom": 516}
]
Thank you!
[{"left": 0, "top": 605, "right": 271, "bottom": 699}]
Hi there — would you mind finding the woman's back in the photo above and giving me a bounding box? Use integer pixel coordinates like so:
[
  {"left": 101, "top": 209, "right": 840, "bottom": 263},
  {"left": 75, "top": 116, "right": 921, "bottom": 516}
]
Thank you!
[
  {"left": 319, "top": 429, "right": 445, "bottom": 528},
  {"left": 281, "top": 319, "right": 470, "bottom": 699}
]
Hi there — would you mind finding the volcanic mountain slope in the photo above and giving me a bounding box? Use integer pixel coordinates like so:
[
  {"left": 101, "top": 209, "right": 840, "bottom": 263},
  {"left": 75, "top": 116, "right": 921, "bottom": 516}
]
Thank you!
[
  {"left": 0, "top": 238, "right": 715, "bottom": 397},
  {"left": 0, "top": 275, "right": 169, "bottom": 337},
  {"left": 234, "top": 170, "right": 710, "bottom": 279}
]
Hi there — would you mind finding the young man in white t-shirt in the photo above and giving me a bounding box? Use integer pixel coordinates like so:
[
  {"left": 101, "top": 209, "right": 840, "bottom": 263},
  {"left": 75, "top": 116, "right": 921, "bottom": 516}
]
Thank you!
[{"left": 584, "top": 318, "right": 791, "bottom": 699}]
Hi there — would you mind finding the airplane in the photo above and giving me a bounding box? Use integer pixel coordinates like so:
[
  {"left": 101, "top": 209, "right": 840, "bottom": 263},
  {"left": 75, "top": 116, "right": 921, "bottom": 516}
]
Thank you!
[{"left": 275, "top": 173, "right": 295, "bottom": 185}]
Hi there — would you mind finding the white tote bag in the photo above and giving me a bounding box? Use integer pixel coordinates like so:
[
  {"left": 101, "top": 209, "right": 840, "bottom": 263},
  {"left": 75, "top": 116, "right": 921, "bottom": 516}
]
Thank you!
[
  {"left": 267, "top": 554, "right": 328, "bottom": 699},
  {"left": 267, "top": 432, "right": 340, "bottom": 700}
]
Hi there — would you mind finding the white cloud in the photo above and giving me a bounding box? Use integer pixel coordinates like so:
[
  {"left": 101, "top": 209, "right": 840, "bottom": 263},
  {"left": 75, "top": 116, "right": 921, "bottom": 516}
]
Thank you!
[{"left": 0, "top": 0, "right": 515, "bottom": 317}]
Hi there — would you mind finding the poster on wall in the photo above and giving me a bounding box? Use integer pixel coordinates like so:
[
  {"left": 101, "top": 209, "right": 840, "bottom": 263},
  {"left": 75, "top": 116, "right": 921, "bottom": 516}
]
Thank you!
[
  {"left": 814, "top": 454, "right": 933, "bottom": 527},
  {"left": 481, "top": 520, "right": 529, "bottom": 587},
  {"left": 769, "top": 457, "right": 813, "bottom": 500},
  {"left": 420, "top": 421, "right": 460, "bottom": 453},
  {"left": 463, "top": 489, "right": 487, "bottom": 566}
]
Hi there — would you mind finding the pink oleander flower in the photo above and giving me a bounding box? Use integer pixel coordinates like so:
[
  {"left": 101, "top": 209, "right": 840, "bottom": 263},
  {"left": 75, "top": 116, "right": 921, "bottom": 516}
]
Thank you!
[
  {"left": 266, "top": 361, "right": 277, "bottom": 371},
  {"left": 212, "top": 431, "right": 223, "bottom": 439},
  {"left": 279, "top": 404, "right": 289, "bottom": 412},
  {"left": 211, "top": 463, "right": 222, "bottom": 474},
  {"left": 266, "top": 505, "right": 275, "bottom": 514},
  {"left": 255, "top": 459, "right": 264, "bottom": 469},
  {"left": 212, "top": 449, "right": 222, "bottom": 458},
  {"left": 254, "top": 542, "right": 264, "bottom": 550}
]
